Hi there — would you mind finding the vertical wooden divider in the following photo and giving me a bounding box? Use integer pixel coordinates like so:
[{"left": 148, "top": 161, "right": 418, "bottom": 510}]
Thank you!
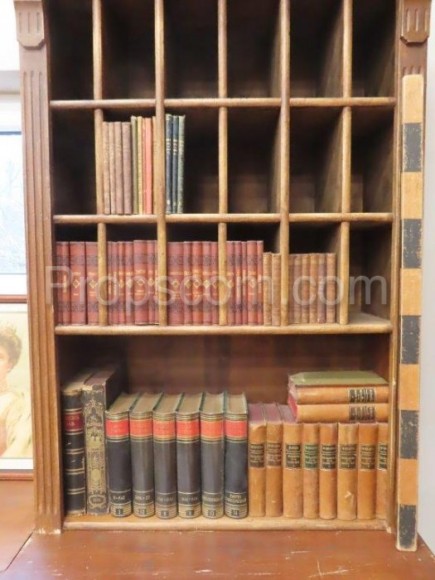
[
  {"left": 155, "top": 0, "right": 167, "bottom": 325},
  {"left": 218, "top": 0, "right": 228, "bottom": 326},
  {"left": 280, "top": 0, "right": 290, "bottom": 325},
  {"left": 93, "top": 0, "right": 108, "bottom": 325}
]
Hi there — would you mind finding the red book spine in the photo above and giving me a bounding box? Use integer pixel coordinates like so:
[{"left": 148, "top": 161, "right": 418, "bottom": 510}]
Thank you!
[
  {"left": 125, "top": 242, "right": 134, "bottom": 324},
  {"left": 133, "top": 240, "right": 148, "bottom": 325},
  {"left": 247, "top": 241, "right": 257, "bottom": 325},
  {"left": 107, "top": 242, "right": 113, "bottom": 325},
  {"left": 183, "top": 241, "right": 193, "bottom": 325},
  {"left": 149, "top": 240, "right": 158, "bottom": 324},
  {"left": 192, "top": 242, "right": 203, "bottom": 325},
  {"left": 242, "top": 242, "right": 248, "bottom": 325},
  {"left": 226, "top": 242, "right": 235, "bottom": 326},
  {"left": 70, "top": 242, "right": 87, "bottom": 325},
  {"left": 168, "top": 242, "right": 184, "bottom": 325},
  {"left": 203, "top": 241, "right": 212, "bottom": 325},
  {"left": 256, "top": 241, "right": 263, "bottom": 325},
  {"left": 118, "top": 242, "right": 126, "bottom": 325},
  {"left": 235, "top": 241, "right": 243, "bottom": 325},
  {"left": 85, "top": 242, "right": 99, "bottom": 325},
  {"left": 55, "top": 242, "right": 70, "bottom": 325},
  {"left": 211, "top": 242, "right": 219, "bottom": 325}
]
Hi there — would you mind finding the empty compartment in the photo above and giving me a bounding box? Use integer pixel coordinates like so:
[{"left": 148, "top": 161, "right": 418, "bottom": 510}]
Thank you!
[
  {"left": 47, "top": 0, "right": 93, "bottom": 100},
  {"left": 290, "top": 0, "right": 344, "bottom": 97},
  {"left": 290, "top": 108, "right": 343, "bottom": 213},
  {"left": 103, "top": 0, "right": 155, "bottom": 98},
  {"left": 351, "top": 108, "right": 394, "bottom": 213},
  {"left": 349, "top": 224, "right": 392, "bottom": 320},
  {"left": 228, "top": 109, "right": 281, "bottom": 213},
  {"left": 353, "top": 0, "right": 396, "bottom": 97},
  {"left": 227, "top": 0, "right": 281, "bottom": 97},
  {"left": 52, "top": 111, "right": 96, "bottom": 215},
  {"left": 165, "top": 0, "right": 218, "bottom": 98}
]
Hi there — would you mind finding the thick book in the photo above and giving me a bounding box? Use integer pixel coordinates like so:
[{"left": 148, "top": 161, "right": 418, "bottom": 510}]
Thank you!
[
  {"left": 262, "top": 252, "right": 272, "bottom": 326},
  {"left": 82, "top": 364, "right": 122, "bottom": 514},
  {"left": 177, "top": 115, "right": 186, "bottom": 214},
  {"left": 130, "top": 392, "right": 162, "bottom": 517},
  {"left": 122, "top": 122, "right": 132, "bottom": 215},
  {"left": 168, "top": 242, "right": 184, "bottom": 325},
  {"left": 114, "top": 121, "right": 124, "bottom": 215},
  {"left": 248, "top": 403, "right": 266, "bottom": 517},
  {"left": 85, "top": 242, "right": 99, "bottom": 326},
  {"left": 376, "top": 422, "right": 389, "bottom": 519},
  {"left": 357, "top": 423, "right": 377, "bottom": 520},
  {"left": 302, "top": 423, "right": 320, "bottom": 519},
  {"left": 319, "top": 423, "right": 338, "bottom": 520},
  {"left": 337, "top": 423, "right": 358, "bottom": 520},
  {"left": 271, "top": 254, "right": 281, "bottom": 327},
  {"left": 291, "top": 403, "right": 389, "bottom": 423},
  {"left": 106, "top": 392, "right": 138, "bottom": 517},
  {"left": 153, "top": 393, "right": 182, "bottom": 519},
  {"left": 55, "top": 241, "right": 70, "bottom": 325},
  {"left": 165, "top": 114, "right": 173, "bottom": 213},
  {"left": 176, "top": 393, "right": 203, "bottom": 519},
  {"left": 200, "top": 392, "right": 225, "bottom": 519},
  {"left": 281, "top": 405, "right": 303, "bottom": 519},
  {"left": 264, "top": 403, "right": 283, "bottom": 517},
  {"left": 70, "top": 241, "right": 87, "bottom": 325},
  {"left": 102, "top": 122, "right": 111, "bottom": 214},
  {"left": 224, "top": 393, "right": 248, "bottom": 519}
]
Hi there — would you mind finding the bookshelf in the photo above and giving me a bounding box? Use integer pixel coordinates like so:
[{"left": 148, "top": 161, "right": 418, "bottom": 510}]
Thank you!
[{"left": 15, "top": 0, "right": 431, "bottom": 550}]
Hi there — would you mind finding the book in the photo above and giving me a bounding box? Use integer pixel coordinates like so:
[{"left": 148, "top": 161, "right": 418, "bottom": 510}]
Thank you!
[
  {"left": 130, "top": 392, "right": 162, "bottom": 517},
  {"left": 176, "top": 393, "right": 203, "bottom": 519},
  {"left": 281, "top": 405, "right": 303, "bottom": 519},
  {"left": 357, "top": 423, "right": 377, "bottom": 520},
  {"left": 211, "top": 242, "right": 219, "bottom": 325},
  {"left": 122, "top": 122, "right": 132, "bottom": 215},
  {"left": 85, "top": 242, "right": 99, "bottom": 326},
  {"left": 202, "top": 241, "right": 213, "bottom": 325},
  {"left": 144, "top": 117, "right": 153, "bottom": 215},
  {"left": 109, "top": 122, "right": 117, "bottom": 215},
  {"left": 107, "top": 242, "right": 115, "bottom": 325},
  {"left": 235, "top": 241, "right": 243, "bottom": 325},
  {"left": 192, "top": 241, "right": 203, "bottom": 325},
  {"left": 271, "top": 253, "right": 281, "bottom": 326},
  {"left": 137, "top": 117, "right": 144, "bottom": 214},
  {"left": 133, "top": 240, "right": 148, "bottom": 325},
  {"left": 319, "top": 423, "right": 338, "bottom": 520},
  {"left": 292, "top": 254, "right": 302, "bottom": 324},
  {"left": 248, "top": 403, "right": 266, "bottom": 517},
  {"left": 183, "top": 241, "right": 193, "bottom": 325},
  {"left": 106, "top": 392, "right": 138, "bottom": 517},
  {"left": 263, "top": 252, "right": 272, "bottom": 326},
  {"left": 326, "top": 253, "right": 337, "bottom": 323},
  {"left": 376, "top": 423, "right": 389, "bottom": 519},
  {"left": 148, "top": 240, "right": 158, "bottom": 325},
  {"left": 117, "top": 242, "right": 126, "bottom": 325},
  {"left": 200, "top": 392, "right": 225, "bottom": 519},
  {"left": 70, "top": 241, "right": 87, "bottom": 325},
  {"left": 131, "top": 116, "right": 138, "bottom": 214},
  {"left": 55, "top": 241, "right": 70, "bottom": 325},
  {"left": 168, "top": 242, "right": 184, "bottom": 326},
  {"left": 165, "top": 114, "right": 173, "bottom": 213},
  {"left": 302, "top": 423, "right": 320, "bottom": 519},
  {"left": 171, "top": 115, "right": 179, "bottom": 214},
  {"left": 264, "top": 403, "right": 283, "bottom": 517},
  {"left": 291, "top": 403, "right": 389, "bottom": 423},
  {"left": 102, "top": 122, "right": 111, "bottom": 214},
  {"left": 256, "top": 241, "right": 263, "bottom": 324},
  {"left": 177, "top": 115, "right": 186, "bottom": 214},
  {"left": 153, "top": 393, "right": 182, "bottom": 519},
  {"left": 125, "top": 242, "right": 134, "bottom": 325},
  {"left": 309, "top": 253, "right": 319, "bottom": 324},
  {"left": 224, "top": 393, "right": 248, "bottom": 519},
  {"left": 337, "top": 423, "right": 358, "bottom": 520},
  {"left": 114, "top": 121, "right": 124, "bottom": 215},
  {"left": 317, "top": 253, "right": 327, "bottom": 323},
  {"left": 247, "top": 241, "right": 257, "bottom": 325},
  {"left": 300, "top": 254, "right": 310, "bottom": 324}
]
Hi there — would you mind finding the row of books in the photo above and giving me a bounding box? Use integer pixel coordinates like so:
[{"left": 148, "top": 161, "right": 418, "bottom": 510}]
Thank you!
[
  {"left": 166, "top": 114, "right": 186, "bottom": 214},
  {"left": 288, "top": 371, "right": 389, "bottom": 423}
]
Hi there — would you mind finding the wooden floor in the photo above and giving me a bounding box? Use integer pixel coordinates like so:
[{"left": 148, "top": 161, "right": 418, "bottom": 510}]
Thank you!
[{"left": 2, "top": 481, "right": 435, "bottom": 579}]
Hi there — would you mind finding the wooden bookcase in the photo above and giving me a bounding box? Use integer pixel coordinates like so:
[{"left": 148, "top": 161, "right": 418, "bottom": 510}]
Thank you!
[{"left": 14, "top": 0, "right": 431, "bottom": 550}]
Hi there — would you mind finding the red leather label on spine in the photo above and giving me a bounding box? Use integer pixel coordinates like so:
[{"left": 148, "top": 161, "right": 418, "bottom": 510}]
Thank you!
[
  {"left": 64, "top": 411, "right": 83, "bottom": 432},
  {"left": 106, "top": 418, "right": 129, "bottom": 438},
  {"left": 153, "top": 419, "right": 176, "bottom": 439},
  {"left": 201, "top": 419, "right": 224, "bottom": 439},
  {"left": 177, "top": 419, "right": 200, "bottom": 439},
  {"left": 130, "top": 417, "right": 153, "bottom": 438},
  {"left": 225, "top": 419, "right": 247, "bottom": 439}
]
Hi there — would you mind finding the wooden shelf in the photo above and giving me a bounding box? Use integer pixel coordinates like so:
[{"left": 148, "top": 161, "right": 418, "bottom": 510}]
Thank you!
[{"left": 64, "top": 514, "right": 387, "bottom": 532}]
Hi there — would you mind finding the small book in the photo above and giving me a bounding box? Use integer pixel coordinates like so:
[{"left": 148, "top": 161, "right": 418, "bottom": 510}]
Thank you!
[
  {"left": 202, "top": 241, "right": 213, "bottom": 326},
  {"left": 125, "top": 242, "right": 134, "bottom": 325},
  {"left": 176, "top": 392, "right": 203, "bottom": 519},
  {"left": 264, "top": 403, "right": 283, "bottom": 517},
  {"left": 281, "top": 405, "right": 303, "bottom": 519},
  {"left": 357, "top": 423, "right": 378, "bottom": 520},
  {"left": 153, "top": 393, "right": 182, "bottom": 519},
  {"left": 144, "top": 117, "right": 153, "bottom": 215},
  {"left": 106, "top": 392, "right": 138, "bottom": 517},
  {"left": 248, "top": 403, "right": 266, "bottom": 517},
  {"left": 319, "top": 423, "right": 338, "bottom": 520},
  {"left": 224, "top": 393, "right": 248, "bottom": 519},
  {"left": 337, "top": 423, "right": 358, "bottom": 520},
  {"left": 302, "top": 423, "right": 320, "bottom": 519},
  {"left": 130, "top": 392, "right": 162, "bottom": 517},
  {"left": 201, "top": 392, "right": 225, "bottom": 519},
  {"left": 133, "top": 240, "right": 148, "bottom": 325},
  {"left": 376, "top": 423, "right": 389, "bottom": 519}
]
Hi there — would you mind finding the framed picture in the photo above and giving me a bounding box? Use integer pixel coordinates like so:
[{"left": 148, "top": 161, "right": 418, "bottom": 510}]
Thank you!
[{"left": 0, "top": 303, "right": 33, "bottom": 476}]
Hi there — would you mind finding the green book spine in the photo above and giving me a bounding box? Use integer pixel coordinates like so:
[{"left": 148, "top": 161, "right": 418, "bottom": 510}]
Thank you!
[
  {"left": 131, "top": 116, "right": 138, "bottom": 215},
  {"left": 172, "top": 116, "right": 179, "bottom": 215},
  {"left": 165, "top": 114, "right": 173, "bottom": 214},
  {"left": 177, "top": 115, "right": 185, "bottom": 214}
]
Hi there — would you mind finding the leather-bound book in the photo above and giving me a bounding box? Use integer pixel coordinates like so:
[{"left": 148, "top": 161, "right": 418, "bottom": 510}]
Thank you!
[
  {"left": 165, "top": 114, "right": 173, "bottom": 213},
  {"left": 226, "top": 241, "right": 236, "bottom": 326},
  {"left": 122, "top": 122, "right": 132, "bottom": 215},
  {"left": 309, "top": 253, "right": 319, "bottom": 324},
  {"left": 106, "top": 393, "right": 138, "bottom": 517},
  {"left": 357, "top": 423, "right": 378, "bottom": 520},
  {"left": 144, "top": 117, "right": 153, "bottom": 215},
  {"left": 235, "top": 241, "right": 243, "bottom": 325},
  {"left": 288, "top": 254, "right": 294, "bottom": 324},
  {"left": 117, "top": 242, "right": 126, "bottom": 325},
  {"left": 171, "top": 116, "right": 179, "bottom": 214},
  {"left": 102, "top": 121, "right": 111, "bottom": 214},
  {"left": 70, "top": 241, "right": 87, "bottom": 325},
  {"left": 292, "top": 254, "right": 302, "bottom": 324},
  {"left": 211, "top": 242, "right": 219, "bottom": 325},
  {"left": 55, "top": 241, "right": 70, "bottom": 325},
  {"left": 167, "top": 242, "right": 184, "bottom": 326},
  {"left": 192, "top": 241, "right": 203, "bottom": 325},
  {"left": 130, "top": 116, "right": 138, "bottom": 214},
  {"left": 317, "top": 253, "right": 327, "bottom": 323},
  {"left": 337, "top": 423, "right": 358, "bottom": 520},
  {"left": 182, "top": 241, "right": 193, "bottom": 325},
  {"left": 256, "top": 241, "right": 263, "bottom": 324},
  {"left": 133, "top": 240, "right": 148, "bottom": 325},
  {"left": 376, "top": 423, "right": 389, "bottom": 519},
  {"left": 225, "top": 393, "right": 248, "bottom": 519},
  {"left": 291, "top": 403, "right": 389, "bottom": 423},
  {"left": 326, "top": 253, "right": 337, "bottom": 323},
  {"left": 130, "top": 392, "right": 162, "bottom": 517},
  {"left": 137, "top": 117, "right": 144, "bottom": 214},
  {"left": 247, "top": 241, "right": 257, "bottom": 325},
  {"left": 301, "top": 254, "right": 310, "bottom": 324},
  {"left": 248, "top": 403, "right": 266, "bottom": 517},
  {"left": 281, "top": 405, "right": 303, "bottom": 519},
  {"left": 125, "top": 242, "right": 134, "bottom": 325},
  {"left": 303, "top": 423, "right": 320, "bottom": 519},
  {"left": 263, "top": 252, "right": 272, "bottom": 326},
  {"left": 319, "top": 423, "right": 338, "bottom": 520},
  {"left": 85, "top": 242, "right": 99, "bottom": 326},
  {"left": 148, "top": 240, "right": 158, "bottom": 325},
  {"left": 264, "top": 403, "right": 283, "bottom": 517},
  {"left": 153, "top": 393, "right": 182, "bottom": 519},
  {"left": 82, "top": 364, "right": 123, "bottom": 514},
  {"left": 109, "top": 122, "right": 117, "bottom": 214},
  {"left": 107, "top": 242, "right": 114, "bottom": 325},
  {"left": 271, "top": 254, "right": 281, "bottom": 327},
  {"left": 177, "top": 115, "right": 186, "bottom": 214},
  {"left": 203, "top": 241, "right": 213, "bottom": 325},
  {"left": 242, "top": 242, "right": 248, "bottom": 325},
  {"left": 114, "top": 121, "right": 124, "bottom": 215},
  {"left": 201, "top": 392, "right": 225, "bottom": 518},
  {"left": 176, "top": 393, "right": 203, "bottom": 518}
]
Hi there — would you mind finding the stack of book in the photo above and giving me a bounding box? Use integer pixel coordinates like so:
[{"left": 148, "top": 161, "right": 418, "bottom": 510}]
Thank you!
[
  {"left": 165, "top": 114, "right": 186, "bottom": 214},
  {"left": 287, "top": 371, "right": 389, "bottom": 423},
  {"left": 103, "top": 117, "right": 155, "bottom": 215}
]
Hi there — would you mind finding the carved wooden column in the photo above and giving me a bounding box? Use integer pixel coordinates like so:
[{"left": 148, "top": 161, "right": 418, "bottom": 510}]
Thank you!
[{"left": 14, "top": 0, "right": 62, "bottom": 533}]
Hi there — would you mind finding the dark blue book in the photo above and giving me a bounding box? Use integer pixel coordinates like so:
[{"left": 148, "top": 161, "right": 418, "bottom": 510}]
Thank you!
[{"left": 165, "top": 114, "right": 173, "bottom": 213}]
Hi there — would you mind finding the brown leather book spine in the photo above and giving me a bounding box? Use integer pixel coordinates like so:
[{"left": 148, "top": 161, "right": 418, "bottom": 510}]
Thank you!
[
  {"left": 263, "top": 252, "right": 272, "bottom": 326},
  {"left": 248, "top": 404, "right": 266, "bottom": 517},
  {"left": 337, "top": 423, "right": 358, "bottom": 520},
  {"left": 211, "top": 242, "right": 219, "bottom": 325},
  {"left": 283, "top": 422, "right": 303, "bottom": 518},
  {"left": 303, "top": 423, "right": 320, "bottom": 519},
  {"left": 296, "top": 403, "right": 389, "bottom": 423},
  {"left": 293, "top": 386, "right": 390, "bottom": 405},
  {"left": 326, "top": 253, "right": 337, "bottom": 323},
  {"left": 183, "top": 241, "right": 193, "bottom": 325},
  {"left": 152, "top": 116, "right": 157, "bottom": 214},
  {"left": 317, "top": 254, "right": 327, "bottom": 323},
  {"left": 271, "top": 253, "right": 281, "bottom": 326},
  {"left": 85, "top": 242, "right": 99, "bottom": 325},
  {"left": 107, "top": 242, "right": 114, "bottom": 325},
  {"left": 144, "top": 117, "right": 153, "bottom": 215},
  {"left": 103, "top": 121, "right": 111, "bottom": 214},
  {"left": 109, "top": 122, "right": 116, "bottom": 214},
  {"left": 357, "top": 423, "right": 377, "bottom": 520},
  {"left": 70, "top": 241, "right": 87, "bottom": 325},
  {"left": 241, "top": 242, "right": 248, "bottom": 324},
  {"left": 301, "top": 254, "right": 310, "bottom": 324},
  {"left": 202, "top": 241, "right": 213, "bottom": 325},
  {"left": 309, "top": 253, "right": 319, "bottom": 324},
  {"left": 114, "top": 121, "right": 124, "bottom": 215},
  {"left": 55, "top": 241, "right": 70, "bottom": 325},
  {"left": 125, "top": 241, "right": 134, "bottom": 324},
  {"left": 265, "top": 404, "right": 283, "bottom": 517},
  {"left": 319, "top": 423, "right": 338, "bottom": 520},
  {"left": 168, "top": 242, "right": 184, "bottom": 325},
  {"left": 247, "top": 241, "right": 257, "bottom": 325},
  {"left": 288, "top": 254, "right": 294, "bottom": 324},
  {"left": 293, "top": 254, "right": 302, "bottom": 324},
  {"left": 122, "top": 122, "right": 132, "bottom": 215},
  {"left": 256, "top": 241, "right": 263, "bottom": 325},
  {"left": 192, "top": 241, "right": 203, "bottom": 325},
  {"left": 376, "top": 423, "right": 389, "bottom": 519},
  {"left": 148, "top": 240, "right": 158, "bottom": 325},
  {"left": 235, "top": 241, "right": 243, "bottom": 325},
  {"left": 117, "top": 242, "right": 126, "bottom": 325},
  {"left": 133, "top": 240, "right": 148, "bottom": 325},
  {"left": 227, "top": 242, "right": 236, "bottom": 326}
]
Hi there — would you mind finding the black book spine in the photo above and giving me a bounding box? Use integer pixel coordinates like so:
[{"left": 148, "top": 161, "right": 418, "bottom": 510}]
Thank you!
[
  {"left": 106, "top": 411, "right": 133, "bottom": 517},
  {"left": 201, "top": 414, "right": 224, "bottom": 519},
  {"left": 176, "top": 414, "right": 201, "bottom": 518},
  {"left": 224, "top": 414, "right": 248, "bottom": 519},
  {"left": 62, "top": 388, "right": 86, "bottom": 515},
  {"left": 153, "top": 414, "right": 177, "bottom": 519},
  {"left": 130, "top": 414, "right": 155, "bottom": 517}
]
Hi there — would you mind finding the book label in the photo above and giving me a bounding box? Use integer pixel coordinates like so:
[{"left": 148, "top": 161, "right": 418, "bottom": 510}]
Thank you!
[{"left": 285, "top": 444, "right": 301, "bottom": 469}]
